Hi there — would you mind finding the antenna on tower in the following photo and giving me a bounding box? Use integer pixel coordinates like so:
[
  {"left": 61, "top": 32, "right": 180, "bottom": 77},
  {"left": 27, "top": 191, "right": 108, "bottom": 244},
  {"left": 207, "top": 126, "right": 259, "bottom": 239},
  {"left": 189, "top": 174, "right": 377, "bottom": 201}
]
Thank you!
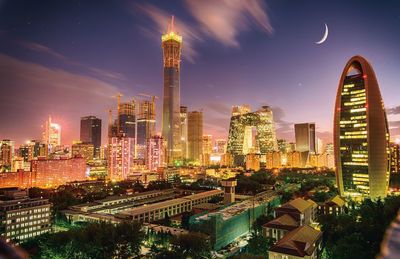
[{"left": 171, "top": 15, "right": 175, "bottom": 32}]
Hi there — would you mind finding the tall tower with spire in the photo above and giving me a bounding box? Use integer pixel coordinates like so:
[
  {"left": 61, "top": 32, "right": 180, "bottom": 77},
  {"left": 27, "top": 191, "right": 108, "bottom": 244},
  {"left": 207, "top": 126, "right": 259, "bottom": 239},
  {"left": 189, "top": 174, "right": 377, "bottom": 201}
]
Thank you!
[{"left": 162, "top": 16, "right": 182, "bottom": 164}]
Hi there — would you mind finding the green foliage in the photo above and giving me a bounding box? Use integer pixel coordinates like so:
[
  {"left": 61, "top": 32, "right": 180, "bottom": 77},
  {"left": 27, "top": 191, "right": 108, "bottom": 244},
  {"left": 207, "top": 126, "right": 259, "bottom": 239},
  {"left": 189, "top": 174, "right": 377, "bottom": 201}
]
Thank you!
[
  {"left": 246, "top": 232, "right": 274, "bottom": 256},
  {"left": 320, "top": 195, "right": 400, "bottom": 259},
  {"left": 208, "top": 195, "right": 223, "bottom": 204},
  {"left": 147, "top": 180, "right": 173, "bottom": 190},
  {"left": 20, "top": 221, "right": 144, "bottom": 259},
  {"left": 171, "top": 232, "right": 211, "bottom": 258},
  {"left": 252, "top": 214, "right": 274, "bottom": 234},
  {"left": 181, "top": 211, "right": 195, "bottom": 230},
  {"left": 156, "top": 232, "right": 211, "bottom": 259},
  {"left": 236, "top": 173, "right": 263, "bottom": 194}
]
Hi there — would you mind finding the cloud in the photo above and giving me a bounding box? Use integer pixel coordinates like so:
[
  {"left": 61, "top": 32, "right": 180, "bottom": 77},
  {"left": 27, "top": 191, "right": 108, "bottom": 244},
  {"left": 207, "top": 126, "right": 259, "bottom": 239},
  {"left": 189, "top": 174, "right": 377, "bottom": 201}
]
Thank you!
[
  {"left": 135, "top": 3, "right": 201, "bottom": 63},
  {"left": 205, "top": 102, "right": 232, "bottom": 116},
  {"left": 387, "top": 106, "right": 400, "bottom": 115},
  {"left": 270, "top": 106, "right": 293, "bottom": 133},
  {"left": 184, "top": 0, "right": 273, "bottom": 47},
  {"left": 136, "top": 0, "right": 272, "bottom": 62},
  {"left": 0, "top": 53, "right": 120, "bottom": 145},
  {"left": 16, "top": 40, "right": 125, "bottom": 81}
]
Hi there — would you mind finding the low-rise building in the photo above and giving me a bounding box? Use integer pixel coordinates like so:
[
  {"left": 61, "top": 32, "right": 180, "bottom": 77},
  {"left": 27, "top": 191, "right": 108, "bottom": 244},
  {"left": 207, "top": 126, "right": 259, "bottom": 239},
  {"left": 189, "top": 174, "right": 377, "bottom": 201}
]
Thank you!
[
  {"left": 263, "top": 214, "right": 298, "bottom": 241},
  {"left": 274, "top": 198, "right": 317, "bottom": 226},
  {"left": 117, "top": 189, "right": 223, "bottom": 222},
  {"left": 318, "top": 195, "right": 345, "bottom": 216},
  {"left": 268, "top": 225, "right": 322, "bottom": 259},
  {"left": 0, "top": 188, "right": 52, "bottom": 243}
]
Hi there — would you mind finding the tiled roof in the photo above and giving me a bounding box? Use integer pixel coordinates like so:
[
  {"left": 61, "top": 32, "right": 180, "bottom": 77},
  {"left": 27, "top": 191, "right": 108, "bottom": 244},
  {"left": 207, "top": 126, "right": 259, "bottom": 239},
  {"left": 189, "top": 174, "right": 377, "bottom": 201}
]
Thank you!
[
  {"left": 263, "top": 214, "right": 299, "bottom": 231},
  {"left": 280, "top": 198, "right": 315, "bottom": 213},
  {"left": 269, "top": 225, "right": 322, "bottom": 257}
]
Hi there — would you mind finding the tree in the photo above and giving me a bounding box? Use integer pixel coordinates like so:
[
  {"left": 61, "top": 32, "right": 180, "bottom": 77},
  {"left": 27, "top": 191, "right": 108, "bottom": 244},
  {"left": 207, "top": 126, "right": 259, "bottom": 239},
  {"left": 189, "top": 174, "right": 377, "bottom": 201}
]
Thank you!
[
  {"left": 181, "top": 211, "right": 195, "bottom": 230},
  {"left": 20, "top": 221, "right": 144, "bottom": 259},
  {"left": 170, "top": 232, "right": 211, "bottom": 259},
  {"left": 319, "top": 196, "right": 400, "bottom": 259},
  {"left": 246, "top": 232, "right": 274, "bottom": 256}
]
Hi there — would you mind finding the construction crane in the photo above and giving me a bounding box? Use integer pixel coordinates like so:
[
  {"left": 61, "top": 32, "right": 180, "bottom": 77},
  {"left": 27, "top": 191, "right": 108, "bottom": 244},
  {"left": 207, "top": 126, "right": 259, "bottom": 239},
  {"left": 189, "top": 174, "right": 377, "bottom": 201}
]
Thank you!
[{"left": 138, "top": 93, "right": 159, "bottom": 103}]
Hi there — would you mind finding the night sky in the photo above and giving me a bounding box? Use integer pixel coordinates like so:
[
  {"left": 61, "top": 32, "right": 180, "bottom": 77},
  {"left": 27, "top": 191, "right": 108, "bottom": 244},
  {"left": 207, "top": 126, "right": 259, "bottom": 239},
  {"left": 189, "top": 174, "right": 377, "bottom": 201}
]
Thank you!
[{"left": 1, "top": 0, "right": 400, "bottom": 146}]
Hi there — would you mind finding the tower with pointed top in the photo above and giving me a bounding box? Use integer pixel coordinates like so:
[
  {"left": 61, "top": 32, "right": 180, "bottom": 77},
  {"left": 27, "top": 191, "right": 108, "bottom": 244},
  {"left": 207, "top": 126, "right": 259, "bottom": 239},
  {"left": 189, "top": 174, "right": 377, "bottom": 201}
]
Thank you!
[{"left": 162, "top": 16, "right": 182, "bottom": 164}]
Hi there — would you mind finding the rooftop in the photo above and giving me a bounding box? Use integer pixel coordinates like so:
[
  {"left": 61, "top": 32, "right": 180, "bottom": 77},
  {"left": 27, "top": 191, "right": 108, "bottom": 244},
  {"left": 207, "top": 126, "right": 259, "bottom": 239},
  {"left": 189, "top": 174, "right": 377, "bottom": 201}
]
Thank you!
[
  {"left": 263, "top": 214, "right": 299, "bottom": 231},
  {"left": 196, "top": 190, "right": 278, "bottom": 221},
  {"left": 117, "top": 190, "right": 222, "bottom": 217},
  {"left": 269, "top": 225, "right": 322, "bottom": 257},
  {"left": 279, "top": 198, "right": 316, "bottom": 213}
]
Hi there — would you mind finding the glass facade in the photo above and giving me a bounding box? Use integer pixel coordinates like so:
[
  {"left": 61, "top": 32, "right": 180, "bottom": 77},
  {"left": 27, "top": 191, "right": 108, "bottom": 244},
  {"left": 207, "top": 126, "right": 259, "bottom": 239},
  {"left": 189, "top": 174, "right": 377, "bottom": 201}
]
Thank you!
[
  {"left": 334, "top": 56, "right": 390, "bottom": 199},
  {"left": 339, "top": 72, "right": 369, "bottom": 195},
  {"left": 227, "top": 106, "right": 278, "bottom": 157}
]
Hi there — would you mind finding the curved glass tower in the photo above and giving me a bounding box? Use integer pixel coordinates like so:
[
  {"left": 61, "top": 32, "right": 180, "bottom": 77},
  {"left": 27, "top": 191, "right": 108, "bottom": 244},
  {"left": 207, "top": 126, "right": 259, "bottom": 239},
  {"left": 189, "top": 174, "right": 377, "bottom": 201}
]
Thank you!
[
  {"left": 162, "top": 16, "right": 182, "bottom": 164},
  {"left": 334, "top": 55, "right": 390, "bottom": 199}
]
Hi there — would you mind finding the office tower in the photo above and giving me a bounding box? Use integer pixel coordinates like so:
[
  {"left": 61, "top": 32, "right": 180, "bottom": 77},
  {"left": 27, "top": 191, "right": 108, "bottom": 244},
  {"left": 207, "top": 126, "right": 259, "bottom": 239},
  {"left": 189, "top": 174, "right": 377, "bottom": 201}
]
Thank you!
[
  {"left": 80, "top": 116, "right": 102, "bottom": 158},
  {"left": 325, "top": 143, "right": 334, "bottom": 155},
  {"left": 227, "top": 106, "right": 278, "bottom": 156},
  {"left": 390, "top": 142, "right": 399, "bottom": 173},
  {"left": 180, "top": 106, "right": 188, "bottom": 160},
  {"left": 0, "top": 189, "right": 51, "bottom": 243},
  {"left": 162, "top": 16, "right": 182, "bottom": 164},
  {"left": 188, "top": 111, "right": 203, "bottom": 163},
  {"left": 118, "top": 101, "right": 136, "bottom": 138},
  {"left": 42, "top": 116, "right": 61, "bottom": 153},
  {"left": 316, "top": 138, "right": 324, "bottom": 154},
  {"left": 286, "top": 151, "right": 301, "bottom": 168},
  {"left": 146, "top": 136, "right": 165, "bottom": 171},
  {"left": 137, "top": 97, "right": 156, "bottom": 149},
  {"left": 108, "top": 134, "right": 135, "bottom": 181},
  {"left": 215, "top": 139, "right": 227, "bottom": 154},
  {"left": 18, "top": 140, "right": 45, "bottom": 162},
  {"left": 202, "top": 135, "right": 213, "bottom": 156},
  {"left": 0, "top": 139, "right": 14, "bottom": 168},
  {"left": 72, "top": 141, "right": 94, "bottom": 162},
  {"left": 295, "top": 123, "right": 316, "bottom": 153},
  {"left": 334, "top": 55, "right": 390, "bottom": 199},
  {"left": 246, "top": 153, "right": 260, "bottom": 171},
  {"left": 277, "top": 139, "right": 290, "bottom": 153},
  {"left": 231, "top": 105, "right": 251, "bottom": 116},
  {"left": 265, "top": 151, "right": 281, "bottom": 169},
  {"left": 294, "top": 123, "right": 316, "bottom": 167},
  {"left": 202, "top": 135, "right": 212, "bottom": 166}
]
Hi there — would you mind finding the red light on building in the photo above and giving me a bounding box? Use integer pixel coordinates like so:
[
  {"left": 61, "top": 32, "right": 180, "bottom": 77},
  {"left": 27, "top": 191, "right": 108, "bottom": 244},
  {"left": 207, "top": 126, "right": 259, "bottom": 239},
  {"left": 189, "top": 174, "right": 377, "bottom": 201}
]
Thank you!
[{"left": 363, "top": 74, "right": 367, "bottom": 79}]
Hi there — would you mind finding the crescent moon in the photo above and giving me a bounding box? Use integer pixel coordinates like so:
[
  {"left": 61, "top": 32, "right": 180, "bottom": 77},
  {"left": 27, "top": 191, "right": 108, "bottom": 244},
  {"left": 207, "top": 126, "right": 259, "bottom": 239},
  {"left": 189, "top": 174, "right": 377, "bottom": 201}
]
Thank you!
[{"left": 315, "top": 23, "right": 328, "bottom": 44}]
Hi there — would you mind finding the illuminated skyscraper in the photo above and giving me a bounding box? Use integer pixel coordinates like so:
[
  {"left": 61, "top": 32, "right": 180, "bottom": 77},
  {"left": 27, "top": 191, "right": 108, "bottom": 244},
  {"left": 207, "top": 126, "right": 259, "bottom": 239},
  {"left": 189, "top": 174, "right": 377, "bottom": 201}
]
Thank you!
[
  {"left": 137, "top": 98, "right": 156, "bottom": 159},
  {"left": 215, "top": 139, "right": 227, "bottom": 154},
  {"left": 180, "top": 106, "right": 188, "bottom": 160},
  {"left": 294, "top": 123, "right": 316, "bottom": 167},
  {"left": 80, "top": 116, "right": 102, "bottom": 158},
  {"left": 137, "top": 98, "right": 156, "bottom": 145},
  {"left": 0, "top": 139, "right": 14, "bottom": 169},
  {"left": 334, "top": 55, "right": 390, "bottom": 199},
  {"left": 390, "top": 142, "right": 400, "bottom": 173},
  {"left": 72, "top": 141, "right": 94, "bottom": 162},
  {"left": 108, "top": 134, "right": 135, "bottom": 181},
  {"left": 118, "top": 101, "right": 136, "bottom": 138},
  {"left": 42, "top": 116, "right": 61, "bottom": 153},
  {"left": 227, "top": 106, "right": 278, "bottom": 157},
  {"left": 146, "top": 136, "right": 165, "bottom": 171},
  {"left": 202, "top": 135, "right": 213, "bottom": 155},
  {"left": 162, "top": 16, "right": 182, "bottom": 164},
  {"left": 188, "top": 111, "right": 203, "bottom": 163}
]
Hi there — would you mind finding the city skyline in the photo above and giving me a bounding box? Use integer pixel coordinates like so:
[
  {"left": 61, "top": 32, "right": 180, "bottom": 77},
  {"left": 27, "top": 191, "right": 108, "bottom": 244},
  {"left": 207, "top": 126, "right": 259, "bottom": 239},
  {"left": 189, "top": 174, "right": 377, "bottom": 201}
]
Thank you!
[{"left": 1, "top": 0, "right": 400, "bottom": 147}]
